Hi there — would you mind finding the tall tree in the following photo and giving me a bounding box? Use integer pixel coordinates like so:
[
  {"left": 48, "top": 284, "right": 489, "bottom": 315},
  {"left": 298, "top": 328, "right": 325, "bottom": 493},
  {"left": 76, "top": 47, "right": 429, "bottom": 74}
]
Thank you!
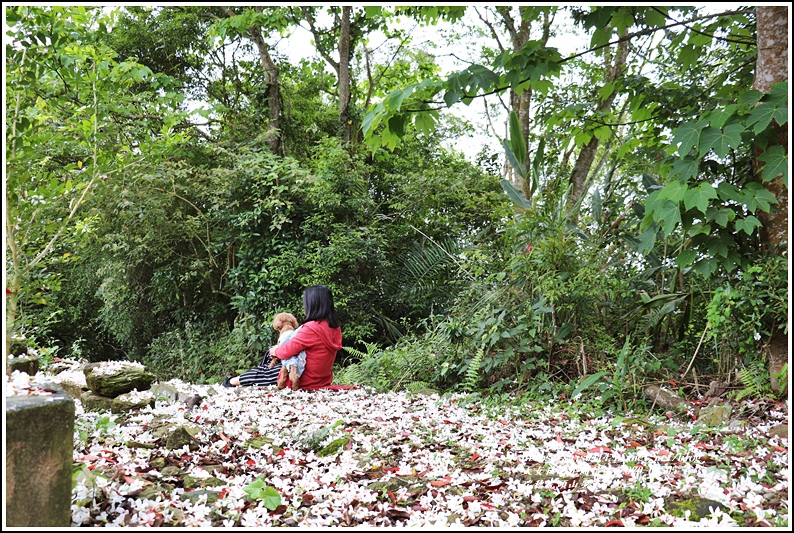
[
  {"left": 212, "top": 7, "right": 291, "bottom": 154},
  {"left": 752, "top": 5, "right": 788, "bottom": 393},
  {"left": 4, "top": 6, "right": 183, "bottom": 354},
  {"left": 476, "top": 6, "right": 556, "bottom": 199}
]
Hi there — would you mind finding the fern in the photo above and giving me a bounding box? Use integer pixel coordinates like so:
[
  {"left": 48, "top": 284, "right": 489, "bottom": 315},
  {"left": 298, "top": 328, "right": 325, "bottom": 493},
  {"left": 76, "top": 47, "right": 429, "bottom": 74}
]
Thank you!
[
  {"left": 342, "top": 342, "right": 381, "bottom": 361},
  {"left": 462, "top": 347, "right": 484, "bottom": 393},
  {"left": 732, "top": 361, "right": 768, "bottom": 401},
  {"left": 334, "top": 363, "right": 364, "bottom": 386},
  {"left": 405, "top": 381, "right": 432, "bottom": 392}
]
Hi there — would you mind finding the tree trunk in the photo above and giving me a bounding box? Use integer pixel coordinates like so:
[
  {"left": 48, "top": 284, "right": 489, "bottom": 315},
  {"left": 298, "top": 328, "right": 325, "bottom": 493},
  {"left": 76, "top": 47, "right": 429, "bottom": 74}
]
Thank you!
[
  {"left": 338, "top": 6, "right": 352, "bottom": 143},
  {"left": 496, "top": 7, "right": 552, "bottom": 200},
  {"left": 567, "top": 31, "right": 629, "bottom": 221},
  {"left": 752, "top": 5, "right": 788, "bottom": 394},
  {"left": 249, "top": 28, "right": 282, "bottom": 154}
]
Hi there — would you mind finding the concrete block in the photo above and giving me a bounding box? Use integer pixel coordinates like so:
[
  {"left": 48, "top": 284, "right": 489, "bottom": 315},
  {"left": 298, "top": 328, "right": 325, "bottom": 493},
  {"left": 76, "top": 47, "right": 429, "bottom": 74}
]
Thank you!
[{"left": 5, "top": 382, "right": 75, "bottom": 527}]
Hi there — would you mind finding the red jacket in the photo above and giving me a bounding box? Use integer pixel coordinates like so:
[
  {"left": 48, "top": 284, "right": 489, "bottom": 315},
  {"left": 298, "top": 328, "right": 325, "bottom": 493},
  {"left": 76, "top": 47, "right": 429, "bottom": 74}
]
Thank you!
[{"left": 274, "top": 320, "right": 342, "bottom": 390}]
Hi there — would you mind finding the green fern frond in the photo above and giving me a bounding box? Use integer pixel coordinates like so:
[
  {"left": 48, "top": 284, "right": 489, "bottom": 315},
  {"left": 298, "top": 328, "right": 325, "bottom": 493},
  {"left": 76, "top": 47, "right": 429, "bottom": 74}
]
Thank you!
[
  {"left": 405, "top": 381, "right": 432, "bottom": 392},
  {"left": 334, "top": 363, "right": 364, "bottom": 386},
  {"left": 463, "top": 347, "right": 484, "bottom": 393},
  {"left": 732, "top": 361, "right": 768, "bottom": 401},
  {"left": 342, "top": 342, "right": 382, "bottom": 362}
]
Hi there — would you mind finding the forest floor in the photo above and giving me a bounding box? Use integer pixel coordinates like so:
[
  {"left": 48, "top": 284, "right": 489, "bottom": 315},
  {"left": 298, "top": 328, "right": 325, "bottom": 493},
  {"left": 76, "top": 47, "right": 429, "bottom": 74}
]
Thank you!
[{"left": 8, "top": 367, "right": 791, "bottom": 528}]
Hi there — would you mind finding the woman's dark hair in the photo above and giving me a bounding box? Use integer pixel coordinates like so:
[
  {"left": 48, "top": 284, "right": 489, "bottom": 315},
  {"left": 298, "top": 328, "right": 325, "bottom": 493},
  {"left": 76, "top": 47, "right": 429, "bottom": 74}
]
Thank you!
[{"left": 302, "top": 284, "right": 341, "bottom": 329}]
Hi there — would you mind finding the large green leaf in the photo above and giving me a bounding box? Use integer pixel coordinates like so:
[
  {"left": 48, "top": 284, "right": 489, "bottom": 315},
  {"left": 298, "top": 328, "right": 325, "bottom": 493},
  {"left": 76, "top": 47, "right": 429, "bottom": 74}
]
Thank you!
[
  {"left": 658, "top": 180, "right": 688, "bottom": 204},
  {"left": 507, "top": 111, "right": 527, "bottom": 169},
  {"left": 500, "top": 178, "right": 532, "bottom": 209},
  {"left": 742, "top": 182, "right": 778, "bottom": 213},
  {"left": 734, "top": 215, "right": 762, "bottom": 236},
  {"left": 683, "top": 183, "right": 717, "bottom": 213},
  {"left": 502, "top": 139, "right": 526, "bottom": 178},
  {"left": 758, "top": 145, "right": 788, "bottom": 185},
  {"left": 655, "top": 200, "right": 681, "bottom": 236},
  {"left": 698, "top": 124, "right": 744, "bottom": 158},
  {"left": 672, "top": 121, "right": 702, "bottom": 157},
  {"left": 572, "top": 371, "right": 609, "bottom": 398}
]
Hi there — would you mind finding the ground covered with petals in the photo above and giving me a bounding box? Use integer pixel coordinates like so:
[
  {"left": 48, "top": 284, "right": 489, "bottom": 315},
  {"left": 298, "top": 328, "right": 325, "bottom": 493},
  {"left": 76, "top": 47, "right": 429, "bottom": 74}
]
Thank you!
[{"left": 16, "top": 371, "right": 792, "bottom": 527}]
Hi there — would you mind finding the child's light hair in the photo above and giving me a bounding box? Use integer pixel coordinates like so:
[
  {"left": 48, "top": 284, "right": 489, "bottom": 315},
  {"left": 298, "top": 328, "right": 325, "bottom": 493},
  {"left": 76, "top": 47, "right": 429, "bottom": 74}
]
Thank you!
[{"left": 272, "top": 312, "right": 299, "bottom": 332}]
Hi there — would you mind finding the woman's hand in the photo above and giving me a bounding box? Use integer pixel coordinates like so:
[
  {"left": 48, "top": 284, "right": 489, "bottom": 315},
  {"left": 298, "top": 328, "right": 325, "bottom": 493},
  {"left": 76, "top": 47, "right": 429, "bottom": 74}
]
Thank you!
[{"left": 270, "top": 346, "right": 278, "bottom": 358}]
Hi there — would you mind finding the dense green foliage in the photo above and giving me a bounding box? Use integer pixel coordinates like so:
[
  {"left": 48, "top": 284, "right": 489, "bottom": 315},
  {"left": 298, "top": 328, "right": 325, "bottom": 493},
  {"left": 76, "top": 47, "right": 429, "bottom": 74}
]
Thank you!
[{"left": 5, "top": 6, "right": 787, "bottom": 409}]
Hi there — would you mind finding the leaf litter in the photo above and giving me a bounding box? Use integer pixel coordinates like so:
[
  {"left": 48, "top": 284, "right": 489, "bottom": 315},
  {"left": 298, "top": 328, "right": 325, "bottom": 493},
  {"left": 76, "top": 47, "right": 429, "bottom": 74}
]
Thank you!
[{"left": 18, "top": 370, "right": 790, "bottom": 527}]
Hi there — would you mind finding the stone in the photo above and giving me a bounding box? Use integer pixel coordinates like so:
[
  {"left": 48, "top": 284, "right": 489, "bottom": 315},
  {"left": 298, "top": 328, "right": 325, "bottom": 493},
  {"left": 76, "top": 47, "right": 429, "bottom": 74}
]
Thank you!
[
  {"left": 166, "top": 426, "right": 200, "bottom": 451},
  {"left": 80, "top": 390, "right": 115, "bottom": 413},
  {"left": 698, "top": 404, "right": 732, "bottom": 427},
  {"left": 667, "top": 497, "right": 729, "bottom": 520},
  {"left": 5, "top": 382, "right": 75, "bottom": 527},
  {"left": 179, "top": 489, "right": 221, "bottom": 504},
  {"left": 6, "top": 354, "right": 39, "bottom": 376},
  {"left": 58, "top": 380, "right": 88, "bottom": 399},
  {"left": 83, "top": 361, "right": 156, "bottom": 398},
  {"left": 183, "top": 475, "right": 226, "bottom": 489},
  {"left": 111, "top": 391, "right": 155, "bottom": 413},
  {"left": 8, "top": 336, "right": 28, "bottom": 356}
]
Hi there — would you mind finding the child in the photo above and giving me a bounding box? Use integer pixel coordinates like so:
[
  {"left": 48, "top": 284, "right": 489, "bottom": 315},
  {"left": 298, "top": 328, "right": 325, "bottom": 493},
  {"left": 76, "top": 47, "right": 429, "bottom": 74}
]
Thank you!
[{"left": 269, "top": 312, "right": 307, "bottom": 390}]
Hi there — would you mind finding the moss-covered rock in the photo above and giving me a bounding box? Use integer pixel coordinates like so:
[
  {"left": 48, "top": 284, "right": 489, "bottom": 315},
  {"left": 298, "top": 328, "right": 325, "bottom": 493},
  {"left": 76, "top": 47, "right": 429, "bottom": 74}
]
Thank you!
[
  {"left": 83, "top": 362, "right": 156, "bottom": 398},
  {"left": 80, "top": 391, "right": 115, "bottom": 413},
  {"left": 165, "top": 426, "right": 200, "bottom": 451},
  {"left": 111, "top": 391, "right": 155, "bottom": 413},
  {"left": 667, "top": 497, "right": 729, "bottom": 520},
  {"left": 6, "top": 355, "right": 39, "bottom": 376}
]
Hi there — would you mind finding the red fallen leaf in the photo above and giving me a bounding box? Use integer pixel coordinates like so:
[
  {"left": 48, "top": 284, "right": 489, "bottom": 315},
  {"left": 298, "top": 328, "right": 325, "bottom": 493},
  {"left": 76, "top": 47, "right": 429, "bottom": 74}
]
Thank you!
[
  {"left": 247, "top": 459, "right": 256, "bottom": 466},
  {"left": 482, "top": 502, "right": 495, "bottom": 509},
  {"left": 636, "top": 514, "right": 650, "bottom": 525},
  {"left": 430, "top": 476, "right": 451, "bottom": 487},
  {"left": 301, "top": 493, "right": 315, "bottom": 506},
  {"left": 471, "top": 453, "right": 480, "bottom": 461},
  {"left": 269, "top": 504, "right": 288, "bottom": 516},
  {"left": 195, "top": 416, "right": 200, "bottom": 422},
  {"left": 497, "top": 419, "right": 509, "bottom": 425},
  {"left": 218, "top": 488, "right": 229, "bottom": 499},
  {"left": 589, "top": 446, "right": 612, "bottom": 454},
  {"left": 87, "top": 465, "right": 96, "bottom": 471},
  {"left": 605, "top": 519, "right": 624, "bottom": 527},
  {"left": 621, "top": 472, "right": 632, "bottom": 479},
  {"left": 498, "top": 440, "right": 509, "bottom": 445},
  {"left": 123, "top": 476, "right": 151, "bottom": 485},
  {"left": 219, "top": 432, "right": 231, "bottom": 442},
  {"left": 202, "top": 404, "right": 208, "bottom": 410},
  {"left": 416, "top": 469, "right": 430, "bottom": 478},
  {"left": 655, "top": 449, "right": 672, "bottom": 456},
  {"left": 276, "top": 449, "right": 285, "bottom": 457},
  {"left": 625, "top": 442, "right": 642, "bottom": 448},
  {"left": 400, "top": 431, "right": 411, "bottom": 436},
  {"left": 573, "top": 450, "right": 588, "bottom": 457},
  {"left": 772, "top": 445, "right": 787, "bottom": 452},
  {"left": 669, "top": 379, "right": 676, "bottom": 387}
]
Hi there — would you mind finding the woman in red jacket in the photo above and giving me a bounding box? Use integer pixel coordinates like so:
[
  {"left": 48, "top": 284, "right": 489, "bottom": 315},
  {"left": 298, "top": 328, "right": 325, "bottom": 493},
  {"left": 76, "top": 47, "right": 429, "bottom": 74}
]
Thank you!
[{"left": 223, "top": 285, "right": 342, "bottom": 390}]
